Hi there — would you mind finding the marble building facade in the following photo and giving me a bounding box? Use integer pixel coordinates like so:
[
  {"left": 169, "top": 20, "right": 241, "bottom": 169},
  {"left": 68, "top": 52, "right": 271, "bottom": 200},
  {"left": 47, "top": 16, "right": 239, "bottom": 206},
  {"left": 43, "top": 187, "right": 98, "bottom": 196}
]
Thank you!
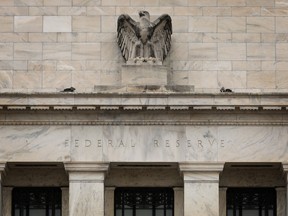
[{"left": 1, "top": 0, "right": 288, "bottom": 216}]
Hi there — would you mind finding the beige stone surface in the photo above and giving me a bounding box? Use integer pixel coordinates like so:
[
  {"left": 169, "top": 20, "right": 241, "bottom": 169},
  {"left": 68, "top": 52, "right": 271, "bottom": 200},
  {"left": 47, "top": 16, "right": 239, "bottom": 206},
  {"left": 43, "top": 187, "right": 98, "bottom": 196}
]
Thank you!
[
  {"left": 203, "top": 7, "right": 231, "bottom": 16},
  {"left": 189, "top": 43, "right": 217, "bottom": 60},
  {"left": 218, "top": 17, "right": 246, "bottom": 33},
  {"left": 43, "top": 16, "right": 72, "bottom": 32},
  {"left": 15, "top": 16, "right": 42, "bottom": 32},
  {"left": 232, "top": 7, "right": 260, "bottom": 16},
  {"left": 189, "top": 17, "right": 217, "bottom": 32},
  {"left": 247, "top": 17, "right": 275, "bottom": 33},
  {"left": 72, "top": 16, "right": 100, "bottom": 32},
  {"left": 247, "top": 43, "right": 275, "bottom": 60},
  {"left": 72, "top": 43, "right": 100, "bottom": 60},
  {"left": 44, "top": 0, "right": 72, "bottom": 6},
  {"left": 43, "top": 71, "right": 72, "bottom": 89},
  {"left": 0, "top": 1, "right": 286, "bottom": 92},
  {"left": 43, "top": 43, "right": 72, "bottom": 60},
  {"left": 247, "top": 70, "right": 276, "bottom": 89},
  {"left": 188, "top": 0, "right": 216, "bottom": 6},
  {"left": 218, "top": 43, "right": 246, "bottom": 60},
  {"left": 121, "top": 65, "right": 168, "bottom": 85},
  {"left": 0, "top": 70, "right": 13, "bottom": 88},
  {"left": 0, "top": 43, "right": 13, "bottom": 60},
  {"left": 218, "top": 0, "right": 245, "bottom": 6},
  {"left": 29, "top": 7, "right": 58, "bottom": 16},
  {"left": 0, "top": 0, "right": 14, "bottom": 6},
  {"left": 14, "top": 43, "right": 42, "bottom": 60},
  {"left": 15, "top": 0, "right": 43, "bottom": 6},
  {"left": 0, "top": 17, "right": 13, "bottom": 32},
  {"left": 29, "top": 33, "right": 57, "bottom": 42},
  {"left": 13, "top": 71, "right": 42, "bottom": 89}
]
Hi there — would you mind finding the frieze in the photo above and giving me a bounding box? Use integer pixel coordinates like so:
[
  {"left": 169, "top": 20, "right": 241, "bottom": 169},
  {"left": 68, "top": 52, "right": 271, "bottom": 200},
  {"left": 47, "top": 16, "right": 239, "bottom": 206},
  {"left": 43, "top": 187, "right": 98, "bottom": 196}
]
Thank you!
[{"left": 65, "top": 138, "right": 226, "bottom": 149}]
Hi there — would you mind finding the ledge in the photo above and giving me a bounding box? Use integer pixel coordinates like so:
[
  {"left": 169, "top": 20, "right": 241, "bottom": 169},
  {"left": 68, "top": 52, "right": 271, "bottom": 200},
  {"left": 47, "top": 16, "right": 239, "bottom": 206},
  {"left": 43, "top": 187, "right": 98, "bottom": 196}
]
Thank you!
[{"left": 0, "top": 91, "right": 288, "bottom": 111}]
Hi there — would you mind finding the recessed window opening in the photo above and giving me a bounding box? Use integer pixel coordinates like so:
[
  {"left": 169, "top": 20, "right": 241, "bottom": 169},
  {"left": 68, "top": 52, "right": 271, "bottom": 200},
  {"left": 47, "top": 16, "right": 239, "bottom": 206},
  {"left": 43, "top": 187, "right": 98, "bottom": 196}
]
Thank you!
[
  {"left": 115, "top": 187, "right": 174, "bottom": 216},
  {"left": 12, "top": 187, "right": 61, "bottom": 216},
  {"left": 227, "top": 188, "right": 276, "bottom": 216}
]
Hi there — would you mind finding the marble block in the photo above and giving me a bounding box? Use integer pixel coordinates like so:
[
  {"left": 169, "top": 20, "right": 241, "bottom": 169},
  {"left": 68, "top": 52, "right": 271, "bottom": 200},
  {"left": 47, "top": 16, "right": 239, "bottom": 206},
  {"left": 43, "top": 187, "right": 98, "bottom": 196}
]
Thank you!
[{"left": 121, "top": 64, "right": 169, "bottom": 86}]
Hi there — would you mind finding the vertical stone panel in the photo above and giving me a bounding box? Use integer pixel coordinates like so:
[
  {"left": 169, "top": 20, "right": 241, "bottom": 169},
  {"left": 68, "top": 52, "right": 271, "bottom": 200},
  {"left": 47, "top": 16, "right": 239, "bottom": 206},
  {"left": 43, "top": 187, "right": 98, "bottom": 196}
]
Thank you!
[
  {"left": 2, "top": 187, "right": 12, "bottom": 216},
  {"left": 61, "top": 187, "right": 69, "bottom": 216},
  {"left": 65, "top": 163, "right": 109, "bottom": 216},
  {"left": 174, "top": 187, "right": 184, "bottom": 216},
  {"left": 219, "top": 188, "right": 227, "bottom": 216},
  {"left": 179, "top": 163, "right": 224, "bottom": 216},
  {"left": 105, "top": 187, "right": 115, "bottom": 216},
  {"left": 276, "top": 187, "right": 286, "bottom": 216}
]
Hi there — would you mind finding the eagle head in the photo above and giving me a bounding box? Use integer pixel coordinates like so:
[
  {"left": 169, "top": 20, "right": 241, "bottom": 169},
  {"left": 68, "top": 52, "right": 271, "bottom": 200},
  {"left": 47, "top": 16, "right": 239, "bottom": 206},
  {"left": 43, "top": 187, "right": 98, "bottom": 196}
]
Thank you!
[{"left": 139, "top": 11, "right": 150, "bottom": 20}]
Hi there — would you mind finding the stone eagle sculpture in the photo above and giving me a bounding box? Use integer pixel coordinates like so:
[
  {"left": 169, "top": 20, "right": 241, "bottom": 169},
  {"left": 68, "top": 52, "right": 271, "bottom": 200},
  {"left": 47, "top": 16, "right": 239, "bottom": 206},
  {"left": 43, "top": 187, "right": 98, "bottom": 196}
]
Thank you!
[{"left": 117, "top": 11, "right": 172, "bottom": 63}]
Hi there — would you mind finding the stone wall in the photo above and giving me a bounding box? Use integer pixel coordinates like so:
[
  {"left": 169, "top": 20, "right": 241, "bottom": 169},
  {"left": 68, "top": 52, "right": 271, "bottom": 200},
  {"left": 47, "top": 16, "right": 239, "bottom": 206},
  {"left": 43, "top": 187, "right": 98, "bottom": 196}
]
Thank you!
[{"left": 0, "top": 0, "right": 288, "bottom": 92}]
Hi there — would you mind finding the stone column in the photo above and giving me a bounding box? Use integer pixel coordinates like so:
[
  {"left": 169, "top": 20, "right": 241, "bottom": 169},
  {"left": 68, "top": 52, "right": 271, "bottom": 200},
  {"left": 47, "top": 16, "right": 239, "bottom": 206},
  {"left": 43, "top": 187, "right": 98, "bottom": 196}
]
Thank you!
[
  {"left": 2, "top": 187, "right": 12, "bottom": 216},
  {"left": 64, "top": 162, "right": 109, "bottom": 216},
  {"left": 61, "top": 187, "right": 69, "bottom": 216},
  {"left": 105, "top": 187, "right": 115, "bottom": 216},
  {"left": 219, "top": 187, "right": 227, "bottom": 216},
  {"left": 174, "top": 187, "right": 184, "bottom": 216},
  {"left": 179, "top": 163, "right": 224, "bottom": 216}
]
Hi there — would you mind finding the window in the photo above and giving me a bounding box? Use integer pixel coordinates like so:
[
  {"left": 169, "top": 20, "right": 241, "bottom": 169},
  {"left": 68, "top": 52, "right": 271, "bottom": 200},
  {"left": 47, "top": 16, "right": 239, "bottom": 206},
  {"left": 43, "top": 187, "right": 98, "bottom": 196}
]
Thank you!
[
  {"left": 227, "top": 188, "right": 276, "bottom": 216},
  {"left": 12, "top": 187, "right": 61, "bottom": 216},
  {"left": 115, "top": 188, "right": 174, "bottom": 216}
]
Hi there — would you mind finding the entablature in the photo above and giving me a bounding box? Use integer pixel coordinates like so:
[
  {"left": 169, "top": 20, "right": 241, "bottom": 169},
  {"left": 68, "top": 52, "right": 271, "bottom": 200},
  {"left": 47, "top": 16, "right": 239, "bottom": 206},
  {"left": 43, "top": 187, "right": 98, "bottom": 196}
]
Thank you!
[
  {"left": 0, "top": 92, "right": 288, "bottom": 111},
  {"left": 0, "top": 92, "right": 288, "bottom": 126}
]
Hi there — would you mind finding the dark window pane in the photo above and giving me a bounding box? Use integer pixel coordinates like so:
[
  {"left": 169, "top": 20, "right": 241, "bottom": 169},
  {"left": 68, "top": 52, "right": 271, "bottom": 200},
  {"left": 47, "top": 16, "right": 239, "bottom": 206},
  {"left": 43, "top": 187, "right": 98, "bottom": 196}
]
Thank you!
[
  {"left": 227, "top": 188, "right": 276, "bottom": 216},
  {"left": 115, "top": 188, "right": 174, "bottom": 216},
  {"left": 12, "top": 187, "right": 62, "bottom": 216}
]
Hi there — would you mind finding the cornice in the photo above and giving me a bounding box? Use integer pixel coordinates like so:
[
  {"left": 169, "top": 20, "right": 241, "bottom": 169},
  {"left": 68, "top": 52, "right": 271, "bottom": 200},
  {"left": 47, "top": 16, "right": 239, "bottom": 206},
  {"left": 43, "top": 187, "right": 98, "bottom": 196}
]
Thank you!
[
  {"left": 0, "top": 92, "right": 288, "bottom": 111},
  {"left": 1, "top": 92, "right": 287, "bottom": 126}
]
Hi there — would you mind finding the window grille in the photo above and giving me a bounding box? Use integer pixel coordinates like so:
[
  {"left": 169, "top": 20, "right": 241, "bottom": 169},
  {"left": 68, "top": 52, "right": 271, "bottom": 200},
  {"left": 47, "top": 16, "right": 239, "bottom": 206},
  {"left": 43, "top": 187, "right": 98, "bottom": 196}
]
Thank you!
[
  {"left": 12, "top": 187, "right": 61, "bottom": 216},
  {"left": 227, "top": 188, "right": 276, "bottom": 216},
  {"left": 115, "top": 187, "right": 174, "bottom": 216}
]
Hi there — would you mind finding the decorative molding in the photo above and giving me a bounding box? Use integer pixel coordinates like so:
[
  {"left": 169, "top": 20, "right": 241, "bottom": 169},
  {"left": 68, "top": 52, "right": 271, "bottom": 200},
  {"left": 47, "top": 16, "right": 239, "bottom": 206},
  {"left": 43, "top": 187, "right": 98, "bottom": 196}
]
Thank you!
[
  {"left": 179, "top": 162, "right": 224, "bottom": 172},
  {"left": 281, "top": 162, "right": 288, "bottom": 172},
  {"left": 1, "top": 120, "right": 288, "bottom": 126},
  {"left": 64, "top": 162, "right": 109, "bottom": 172},
  {"left": 1, "top": 92, "right": 288, "bottom": 126}
]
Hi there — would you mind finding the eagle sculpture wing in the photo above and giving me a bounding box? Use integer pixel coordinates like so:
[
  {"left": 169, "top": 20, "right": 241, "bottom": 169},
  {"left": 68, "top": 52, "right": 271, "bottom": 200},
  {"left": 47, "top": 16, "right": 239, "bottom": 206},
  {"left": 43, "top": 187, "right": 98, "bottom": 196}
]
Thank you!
[
  {"left": 151, "top": 14, "right": 172, "bottom": 61},
  {"left": 117, "top": 14, "right": 139, "bottom": 61}
]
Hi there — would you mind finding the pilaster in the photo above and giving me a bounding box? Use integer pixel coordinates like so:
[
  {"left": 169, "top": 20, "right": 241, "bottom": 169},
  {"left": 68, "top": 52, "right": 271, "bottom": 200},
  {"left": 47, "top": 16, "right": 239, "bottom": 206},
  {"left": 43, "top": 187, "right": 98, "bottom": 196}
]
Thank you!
[
  {"left": 219, "top": 187, "right": 227, "bottom": 216},
  {"left": 61, "top": 187, "right": 69, "bottom": 216},
  {"left": 282, "top": 163, "right": 288, "bottom": 216},
  {"left": 276, "top": 187, "right": 286, "bottom": 216},
  {"left": 2, "top": 187, "right": 12, "bottom": 216},
  {"left": 174, "top": 187, "right": 184, "bottom": 216},
  {"left": 64, "top": 162, "right": 109, "bottom": 216},
  {"left": 105, "top": 187, "right": 115, "bottom": 216},
  {"left": 179, "top": 162, "right": 224, "bottom": 216}
]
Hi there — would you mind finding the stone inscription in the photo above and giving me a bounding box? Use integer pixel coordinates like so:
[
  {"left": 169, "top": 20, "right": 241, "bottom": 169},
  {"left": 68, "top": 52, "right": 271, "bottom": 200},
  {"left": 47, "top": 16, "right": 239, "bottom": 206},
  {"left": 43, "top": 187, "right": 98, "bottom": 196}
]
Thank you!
[{"left": 65, "top": 138, "right": 225, "bottom": 149}]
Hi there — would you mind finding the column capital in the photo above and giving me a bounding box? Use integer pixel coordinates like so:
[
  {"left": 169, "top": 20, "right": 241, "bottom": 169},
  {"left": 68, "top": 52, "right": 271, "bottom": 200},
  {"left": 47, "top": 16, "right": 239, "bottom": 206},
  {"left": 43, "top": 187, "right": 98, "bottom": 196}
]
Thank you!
[
  {"left": 64, "top": 162, "right": 109, "bottom": 183},
  {"left": 64, "top": 162, "right": 109, "bottom": 173},
  {"left": 173, "top": 187, "right": 184, "bottom": 192},
  {"left": 282, "top": 162, "right": 288, "bottom": 172},
  {"left": 179, "top": 162, "right": 224, "bottom": 172},
  {"left": 0, "top": 162, "right": 6, "bottom": 172}
]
